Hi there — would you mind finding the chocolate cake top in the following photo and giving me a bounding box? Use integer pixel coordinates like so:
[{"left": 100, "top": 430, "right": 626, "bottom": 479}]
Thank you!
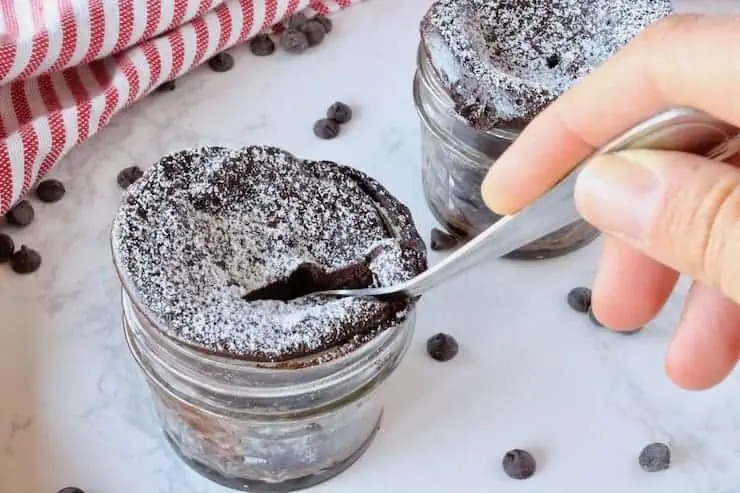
[
  {"left": 421, "top": 0, "right": 673, "bottom": 130},
  {"left": 111, "top": 146, "right": 426, "bottom": 363}
]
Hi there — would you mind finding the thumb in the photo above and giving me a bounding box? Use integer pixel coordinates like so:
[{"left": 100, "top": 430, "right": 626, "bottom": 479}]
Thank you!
[{"left": 575, "top": 149, "right": 740, "bottom": 303}]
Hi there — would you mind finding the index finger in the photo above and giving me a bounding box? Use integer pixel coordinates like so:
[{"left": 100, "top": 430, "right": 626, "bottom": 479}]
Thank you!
[{"left": 481, "top": 14, "right": 740, "bottom": 215}]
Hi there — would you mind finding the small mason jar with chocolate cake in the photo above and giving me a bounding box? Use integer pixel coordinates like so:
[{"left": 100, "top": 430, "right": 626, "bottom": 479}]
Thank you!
[
  {"left": 111, "top": 145, "right": 427, "bottom": 491},
  {"left": 414, "top": 0, "right": 673, "bottom": 259}
]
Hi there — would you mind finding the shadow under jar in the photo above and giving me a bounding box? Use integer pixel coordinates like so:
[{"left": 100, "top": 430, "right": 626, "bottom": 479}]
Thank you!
[
  {"left": 413, "top": 44, "right": 599, "bottom": 260},
  {"left": 116, "top": 282, "right": 416, "bottom": 492}
]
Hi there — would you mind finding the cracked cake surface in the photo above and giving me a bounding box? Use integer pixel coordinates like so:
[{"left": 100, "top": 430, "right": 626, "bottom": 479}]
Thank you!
[
  {"left": 421, "top": 0, "right": 674, "bottom": 130},
  {"left": 111, "top": 145, "right": 427, "bottom": 363}
]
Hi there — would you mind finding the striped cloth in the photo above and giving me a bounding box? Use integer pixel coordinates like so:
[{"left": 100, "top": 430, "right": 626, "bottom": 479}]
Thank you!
[{"left": 0, "top": 0, "right": 360, "bottom": 215}]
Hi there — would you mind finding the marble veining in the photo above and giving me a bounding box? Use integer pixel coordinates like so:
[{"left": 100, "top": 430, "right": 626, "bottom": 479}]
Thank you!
[{"left": 1, "top": 1, "right": 740, "bottom": 492}]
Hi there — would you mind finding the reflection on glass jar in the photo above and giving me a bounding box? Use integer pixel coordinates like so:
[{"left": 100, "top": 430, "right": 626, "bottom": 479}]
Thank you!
[
  {"left": 118, "top": 286, "right": 415, "bottom": 492},
  {"left": 413, "top": 43, "right": 599, "bottom": 260}
]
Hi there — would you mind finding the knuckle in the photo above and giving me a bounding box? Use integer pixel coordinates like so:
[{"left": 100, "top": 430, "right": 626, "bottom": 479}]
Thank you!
[{"left": 660, "top": 174, "right": 740, "bottom": 299}]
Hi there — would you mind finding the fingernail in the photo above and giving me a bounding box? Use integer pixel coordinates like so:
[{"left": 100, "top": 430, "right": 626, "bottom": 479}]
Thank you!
[{"left": 575, "top": 151, "right": 660, "bottom": 241}]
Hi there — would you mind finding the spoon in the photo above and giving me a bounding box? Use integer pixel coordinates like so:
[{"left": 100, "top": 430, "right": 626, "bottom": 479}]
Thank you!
[{"left": 317, "top": 107, "right": 740, "bottom": 299}]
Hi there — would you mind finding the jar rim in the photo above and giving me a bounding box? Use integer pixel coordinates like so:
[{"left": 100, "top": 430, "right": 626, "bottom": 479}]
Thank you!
[
  {"left": 416, "top": 42, "right": 520, "bottom": 141},
  {"left": 110, "top": 224, "right": 413, "bottom": 374}
]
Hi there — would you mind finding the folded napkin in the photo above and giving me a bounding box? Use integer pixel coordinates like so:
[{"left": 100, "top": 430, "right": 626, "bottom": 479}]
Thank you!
[{"left": 0, "top": 0, "right": 360, "bottom": 214}]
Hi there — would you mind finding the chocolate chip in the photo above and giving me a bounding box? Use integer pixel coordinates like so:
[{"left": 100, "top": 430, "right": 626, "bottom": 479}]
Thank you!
[
  {"left": 327, "top": 101, "right": 352, "bottom": 124},
  {"left": 35, "top": 179, "right": 66, "bottom": 203},
  {"left": 57, "top": 488, "right": 85, "bottom": 493},
  {"left": 638, "top": 443, "right": 671, "bottom": 472},
  {"left": 313, "top": 15, "right": 332, "bottom": 34},
  {"left": 0, "top": 233, "right": 14, "bottom": 262},
  {"left": 502, "top": 449, "right": 537, "bottom": 480},
  {"left": 284, "top": 12, "right": 308, "bottom": 29},
  {"left": 207, "top": 53, "right": 234, "bottom": 72},
  {"left": 299, "top": 20, "right": 326, "bottom": 47},
  {"left": 5, "top": 200, "right": 34, "bottom": 226},
  {"left": 567, "top": 286, "right": 591, "bottom": 313},
  {"left": 313, "top": 118, "right": 340, "bottom": 139},
  {"left": 588, "top": 306, "right": 604, "bottom": 327},
  {"left": 430, "top": 228, "right": 458, "bottom": 251},
  {"left": 546, "top": 53, "right": 560, "bottom": 68},
  {"left": 117, "top": 166, "right": 144, "bottom": 189},
  {"left": 281, "top": 29, "right": 309, "bottom": 54},
  {"left": 10, "top": 245, "right": 41, "bottom": 274},
  {"left": 426, "top": 333, "right": 459, "bottom": 362},
  {"left": 156, "top": 80, "right": 176, "bottom": 92},
  {"left": 249, "top": 34, "right": 276, "bottom": 56}
]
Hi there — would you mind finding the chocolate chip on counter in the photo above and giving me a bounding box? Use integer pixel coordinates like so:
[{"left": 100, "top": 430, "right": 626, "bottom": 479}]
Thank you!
[
  {"left": 638, "top": 442, "right": 671, "bottom": 472},
  {"left": 207, "top": 53, "right": 234, "bottom": 72},
  {"left": 117, "top": 166, "right": 144, "bottom": 190},
  {"left": 426, "top": 333, "right": 459, "bottom": 362},
  {"left": 10, "top": 245, "right": 41, "bottom": 274},
  {"left": 156, "top": 80, "right": 177, "bottom": 92},
  {"left": 299, "top": 20, "right": 326, "bottom": 47},
  {"left": 313, "top": 118, "right": 340, "bottom": 139},
  {"left": 502, "top": 449, "right": 537, "bottom": 480},
  {"left": 57, "top": 488, "right": 85, "bottom": 493},
  {"left": 588, "top": 306, "right": 604, "bottom": 327},
  {"left": 313, "top": 15, "right": 332, "bottom": 34},
  {"left": 567, "top": 286, "right": 591, "bottom": 313},
  {"left": 0, "top": 233, "right": 14, "bottom": 262},
  {"left": 35, "top": 179, "right": 66, "bottom": 203},
  {"left": 327, "top": 101, "right": 353, "bottom": 124},
  {"left": 5, "top": 200, "right": 35, "bottom": 226},
  {"left": 249, "top": 34, "right": 276, "bottom": 56},
  {"left": 281, "top": 29, "right": 309, "bottom": 54},
  {"left": 284, "top": 12, "right": 308, "bottom": 29},
  {"left": 430, "top": 228, "right": 458, "bottom": 251}
]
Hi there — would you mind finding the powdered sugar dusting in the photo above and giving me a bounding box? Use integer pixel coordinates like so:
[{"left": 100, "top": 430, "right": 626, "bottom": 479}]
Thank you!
[
  {"left": 111, "top": 146, "right": 426, "bottom": 362},
  {"left": 421, "top": 0, "right": 674, "bottom": 129}
]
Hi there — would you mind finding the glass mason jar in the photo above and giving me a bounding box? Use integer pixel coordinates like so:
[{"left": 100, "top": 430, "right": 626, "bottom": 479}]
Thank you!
[
  {"left": 115, "top": 260, "right": 417, "bottom": 492},
  {"left": 413, "top": 43, "right": 599, "bottom": 260}
]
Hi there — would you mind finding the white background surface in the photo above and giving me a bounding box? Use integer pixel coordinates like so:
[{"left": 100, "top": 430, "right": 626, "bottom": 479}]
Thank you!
[{"left": 1, "top": 0, "right": 740, "bottom": 492}]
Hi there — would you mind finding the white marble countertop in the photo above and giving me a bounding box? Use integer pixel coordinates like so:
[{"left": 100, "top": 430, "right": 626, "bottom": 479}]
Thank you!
[{"left": 2, "top": 1, "right": 740, "bottom": 492}]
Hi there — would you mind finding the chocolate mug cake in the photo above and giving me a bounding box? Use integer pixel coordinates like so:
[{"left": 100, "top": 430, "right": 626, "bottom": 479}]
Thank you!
[
  {"left": 414, "top": 0, "right": 673, "bottom": 258},
  {"left": 111, "top": 145, "right": 426, "bottom": 491}
]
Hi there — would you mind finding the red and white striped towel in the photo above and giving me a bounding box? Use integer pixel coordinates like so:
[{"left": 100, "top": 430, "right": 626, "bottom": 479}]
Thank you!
[{"left": 0, "top": 0, "right": 360, "bottom": 215}]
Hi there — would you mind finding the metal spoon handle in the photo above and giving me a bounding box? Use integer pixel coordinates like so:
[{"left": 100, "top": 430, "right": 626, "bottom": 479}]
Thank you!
[{"left": 401, "top": 106, "right": 740, "bottom": 298}]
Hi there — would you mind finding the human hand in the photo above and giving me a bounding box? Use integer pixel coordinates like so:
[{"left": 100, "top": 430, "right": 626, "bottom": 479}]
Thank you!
[{"left": 481, "top": 14, "right": 740, "bottom": 390}]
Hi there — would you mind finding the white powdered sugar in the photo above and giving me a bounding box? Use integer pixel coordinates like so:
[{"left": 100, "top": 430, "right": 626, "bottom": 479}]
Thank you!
[
  {"left": 421, "top": 0, "right": 674, "bottom": 128},
  {"left": 111, "top": 146, "right": 426, "bottom": 362}
]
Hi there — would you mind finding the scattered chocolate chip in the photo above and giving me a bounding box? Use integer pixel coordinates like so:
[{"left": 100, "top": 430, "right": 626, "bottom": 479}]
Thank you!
[
  {"left": 249, "top": 34, "right": 276, "bottom": 56},
  {"left": 313, "top": 15, "right": 332, "bottom": 34},
  {"left": 35, "top": 179, "right": 66, "bottom": 203},
  {"left": 284, "top": 12, "right": 308, "bottom": 29},
  {"left": 207, "top": 53, "right": 234, "bottom": 72},
  {"left": 430, "top": 228, "right": 458, "bottom": 251},
  {"left": 117, "top": 166, "right": 144, "bottom": 190},
  {"left": 5, "top": 200, "right": 34, "bottom": 226},
  {"left": 156, "top": 80, "right": 176, "bottom": 92},
  {"left": 567, "top": 286, "right": 591, "bottom": 313},
  {"left": 327, "top": 101, "right": 353, "bottom": 124},
  {"left": 313, "top": 118, "right": 340, "bottom": 139},
  {"left": 426, "top": 333, "right": 459, "bottom": 362},
  {"left": 588, "top": 306, "right": 604, "bottom": 327},
  {"left": 299, "top": 19, "right": 326, "bottom": 47},
  {"left": 502, "top": 449, "right": 537, "bottom": 480},
  {"left": 638, "top": 442, "right": 671, "bottom": 472},
  {"left": 546, "top": 53, "right": 560, "bottom": 68},
  {"left": 281, "top": 29, "right": 309, "bottom": 54},
  {"left": 10, "top": 245, "right": 41, "bottom": 274},
  {"left": 57, "top": 488, "right": 85, "bottom": 493},
  {"left": 0, "top": 233, "right": 14, "bottom": 262}
]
